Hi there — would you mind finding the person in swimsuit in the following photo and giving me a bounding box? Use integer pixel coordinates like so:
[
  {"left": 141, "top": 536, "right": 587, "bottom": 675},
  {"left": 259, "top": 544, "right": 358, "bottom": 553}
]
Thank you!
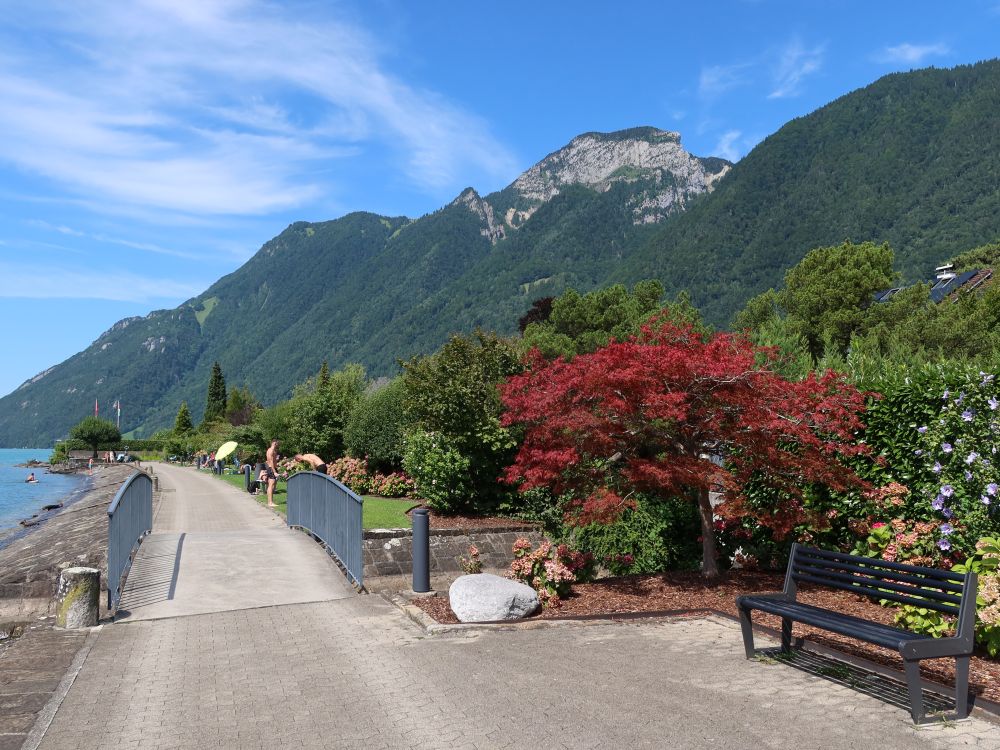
[
  {"left": 265, "top": 439, "right": 280, "bottom": 507},
  {"left": 293, "top": 453, "right": 328, "bottom": 476},
  {"left": 25, "top": 472, "right": 36, "bottom": 483}
]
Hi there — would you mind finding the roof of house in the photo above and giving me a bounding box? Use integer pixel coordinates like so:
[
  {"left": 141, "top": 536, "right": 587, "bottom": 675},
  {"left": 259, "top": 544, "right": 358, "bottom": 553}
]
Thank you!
[{"left": 874, "top": 266, "right": 993, "bottom": 304}]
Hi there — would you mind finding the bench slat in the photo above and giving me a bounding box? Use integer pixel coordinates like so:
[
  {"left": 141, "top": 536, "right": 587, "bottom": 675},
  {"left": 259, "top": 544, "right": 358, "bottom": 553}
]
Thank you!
[
  {"left": 793, "top": 555, "right": 965, "bottom": 594},
  {"left": 738, "top": 596, "right": 929, "bottom": 649},
  {"left": 795, "top": 546, "right": 965, "bottom": 583},
  {"left": 791, "top": 571, "right": 962, "bottom": 615},
  {"left": 793, "top": 563, "right": 964, "bottom": 607}
]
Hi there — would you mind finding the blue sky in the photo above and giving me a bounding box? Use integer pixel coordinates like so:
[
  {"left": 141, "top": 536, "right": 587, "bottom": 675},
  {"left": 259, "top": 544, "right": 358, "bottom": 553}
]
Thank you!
[{"left": 0, "top": 0, "right": 998, "bottom": 398}]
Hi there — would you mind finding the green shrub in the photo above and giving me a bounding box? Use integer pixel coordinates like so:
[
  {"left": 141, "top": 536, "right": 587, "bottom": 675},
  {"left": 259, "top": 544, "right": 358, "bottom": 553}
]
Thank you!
[
  {"left": 402, "top": 430, "right": 472, "bottom": 514},
  {"left": 571, "top": 495, "right": 702, "bottom": 575},
  {"left": 344, "top": 379, "right": 406, "bottom": 473}
]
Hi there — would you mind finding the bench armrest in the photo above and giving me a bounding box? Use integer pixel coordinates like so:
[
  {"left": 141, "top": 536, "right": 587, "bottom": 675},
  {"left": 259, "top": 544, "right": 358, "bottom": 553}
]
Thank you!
[{"left": 900, "top": 634, "right": 975, "bottom": 660}]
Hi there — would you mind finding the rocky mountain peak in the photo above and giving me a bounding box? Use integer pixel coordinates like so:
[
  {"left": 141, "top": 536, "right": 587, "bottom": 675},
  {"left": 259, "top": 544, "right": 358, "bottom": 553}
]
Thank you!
[
  {"left": 508, "top": 126, "right": 731, "bottom": 225},
  {"left": 450, "top": 187, "right": 506, "bottom": 243}
]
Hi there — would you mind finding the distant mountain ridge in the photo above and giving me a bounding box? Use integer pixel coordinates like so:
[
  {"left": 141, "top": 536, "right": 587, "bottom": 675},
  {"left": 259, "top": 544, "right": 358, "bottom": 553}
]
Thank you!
[
  {"left": 3, "top": 59, "right": 1000, "bottom": 446},
  {"left": 0, "top": 127, "right": 727, "bottom": 445}
]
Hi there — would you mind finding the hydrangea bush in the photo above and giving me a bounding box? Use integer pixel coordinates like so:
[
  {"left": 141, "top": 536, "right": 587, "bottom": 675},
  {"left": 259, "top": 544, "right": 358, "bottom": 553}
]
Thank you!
[
  {"left": 506, "top": 538, "right": 594, "bottom": 607},
  {"left": 326, "top": 456, "right": 414, "bottom": 497}
]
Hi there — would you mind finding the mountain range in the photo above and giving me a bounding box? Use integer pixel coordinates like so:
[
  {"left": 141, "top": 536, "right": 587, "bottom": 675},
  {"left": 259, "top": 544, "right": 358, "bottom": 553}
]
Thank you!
[{"left": 2, "top": 59, "right": 1000, "bottom": 447}]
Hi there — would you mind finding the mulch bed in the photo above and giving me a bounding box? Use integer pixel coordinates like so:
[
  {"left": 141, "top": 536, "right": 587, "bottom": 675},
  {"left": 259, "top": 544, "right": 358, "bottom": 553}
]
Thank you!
[
  {"left": 406, "top": 507, "right": 538, "bottom": 531},
  {"left": 412, "top": 569, "right": 1000, "bottom": 706}
]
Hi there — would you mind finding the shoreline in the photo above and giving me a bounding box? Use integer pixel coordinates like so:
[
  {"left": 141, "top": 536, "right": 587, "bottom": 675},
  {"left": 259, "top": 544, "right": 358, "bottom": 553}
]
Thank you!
[{"left": 0, "top": 469, "right": 93, "bottom": 552}]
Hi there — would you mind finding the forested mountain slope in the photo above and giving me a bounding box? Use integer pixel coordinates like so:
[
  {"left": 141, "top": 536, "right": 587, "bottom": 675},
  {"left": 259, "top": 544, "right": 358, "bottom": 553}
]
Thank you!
[{"left": 616, "top": 59, "right": 1000, "bottom": 325}]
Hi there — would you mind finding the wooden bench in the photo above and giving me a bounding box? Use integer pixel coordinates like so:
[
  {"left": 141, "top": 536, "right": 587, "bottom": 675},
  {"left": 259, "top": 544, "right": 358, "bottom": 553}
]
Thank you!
[{"left": 736, "top": 543, "right": 979, "bottom": 723}]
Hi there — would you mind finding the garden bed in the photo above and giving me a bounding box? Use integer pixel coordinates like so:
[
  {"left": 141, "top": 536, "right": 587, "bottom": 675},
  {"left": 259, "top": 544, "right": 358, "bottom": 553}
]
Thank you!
[
  {"left": 413, "top": 508, "right": 538, "bottom": 531},
  {"left": 412, "top": 569, "right": 1000, "bottom": 706}
]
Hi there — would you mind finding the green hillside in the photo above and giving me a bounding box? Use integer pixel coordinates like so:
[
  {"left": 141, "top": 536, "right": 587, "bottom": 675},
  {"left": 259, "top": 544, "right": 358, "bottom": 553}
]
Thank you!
[{"left": 617, "top": 59, "right": 1000, "bottom": 325}]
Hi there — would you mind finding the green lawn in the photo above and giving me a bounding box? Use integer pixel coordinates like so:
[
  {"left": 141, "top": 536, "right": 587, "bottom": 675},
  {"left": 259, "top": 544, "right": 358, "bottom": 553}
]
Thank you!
[{"left": 209, "top": 470, "right": 417, "bottom": 529}]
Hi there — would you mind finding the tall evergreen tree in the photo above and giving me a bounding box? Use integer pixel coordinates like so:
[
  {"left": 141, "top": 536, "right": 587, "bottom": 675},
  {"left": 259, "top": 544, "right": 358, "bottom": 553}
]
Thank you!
[
  {"left": 174, "top": 401, "right": 193, "bottom": 434},
  {"left": 204, "top": 362, "right": 227, "bottom": 425}
]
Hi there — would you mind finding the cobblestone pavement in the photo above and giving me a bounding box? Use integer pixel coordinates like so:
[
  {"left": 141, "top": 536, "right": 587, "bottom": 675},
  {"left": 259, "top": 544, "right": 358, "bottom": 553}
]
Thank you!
[{"left": 36, "top": 599, "right": 1000, "bottom": 750}]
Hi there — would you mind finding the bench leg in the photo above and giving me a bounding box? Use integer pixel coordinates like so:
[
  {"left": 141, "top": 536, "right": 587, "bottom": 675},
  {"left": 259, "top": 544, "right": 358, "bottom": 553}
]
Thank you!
[
  {"left": 903, "top": 659, "right": 924, "bottom": 724},
  {"left": 738, "top": 607, "right": 755, "bottom": 658},
  {"left": 955, "top": 656, "right": 971, "bottom": 719},
  {"left": 781, "top": 618, "right": 792, "bottom": 653}
]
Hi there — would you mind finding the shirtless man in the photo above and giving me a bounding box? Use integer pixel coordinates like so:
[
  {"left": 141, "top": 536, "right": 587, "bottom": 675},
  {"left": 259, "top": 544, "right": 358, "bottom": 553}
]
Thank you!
[
  {"left": 293, "top": 453, "right": 328, "bottom": 476},
  {"left": 265, "top": 439, "right": 280, "bottom": 507}
]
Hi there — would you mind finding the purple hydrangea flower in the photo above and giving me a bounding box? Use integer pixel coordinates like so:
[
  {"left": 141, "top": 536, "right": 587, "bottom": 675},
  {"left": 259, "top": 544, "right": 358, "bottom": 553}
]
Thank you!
[
  {"left": 932, "top": 495, "right": 945, "bottom": 510},
  {"left": 943, "top": 390, "right": 950, "bottom": 400},
  {"left": 965, "top": 470, "right": 974, "bottom": 481},
  {"left": 988, "top": 482, "right": 999, "bottom": 496},
  {"left": 962, "top": 410, "right": 975, "bottom": 422},
  {"left": 917, "top": 426, "right": 928, "bottom": 434},
  {"left": 940, "top": 523, "right": 954, "bottom": 535},
  {"left": 941, "top": 484, "right": 954, "bottom": 497},
  {"left": 982, "top": 372, "right": 995, "bottom": 385},
  {"left": 942, "top": 507, "right": 954, "bottom": 519},
  {"left": 942, "top": 442, "right": 953, "bottom": 454},
  {"left": 938, "top": 538, "right": 951, "bottom": 551},
  {"left": 932, "top": 462, "right": 942, "bottom": 474},
  {"left": 966, "top": 451, "right": 979, "bottom": 464},
  {"left": 990, "top": 397, "right": 999, "bottom": 411},
  {"left": 914, "top": 449, "right": 923, "bottom": 456},
  {"left": 983, "top": 496, "right": 992, "bottom": 506}
]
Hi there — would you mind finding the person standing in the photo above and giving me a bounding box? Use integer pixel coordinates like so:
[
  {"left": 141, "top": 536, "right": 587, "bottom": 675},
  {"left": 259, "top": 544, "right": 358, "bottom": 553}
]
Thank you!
[{"left": 265, "top": 439, "right": 280, "bottom": 507}]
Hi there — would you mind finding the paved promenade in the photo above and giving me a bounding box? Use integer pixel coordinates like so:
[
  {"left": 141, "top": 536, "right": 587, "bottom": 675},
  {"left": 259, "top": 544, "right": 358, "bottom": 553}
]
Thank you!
[{"left": 28, "top": 465, "right": 1000, "bottom": 749}]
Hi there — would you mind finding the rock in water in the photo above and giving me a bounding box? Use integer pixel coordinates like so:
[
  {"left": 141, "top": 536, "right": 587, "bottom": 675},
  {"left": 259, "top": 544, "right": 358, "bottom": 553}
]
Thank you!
[{"left": 449, "top": 573, "right": 539, "bottom": 622}]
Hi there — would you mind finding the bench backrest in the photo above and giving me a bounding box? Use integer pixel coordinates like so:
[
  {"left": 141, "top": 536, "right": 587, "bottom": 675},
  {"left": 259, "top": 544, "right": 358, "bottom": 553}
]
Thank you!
[{"left": 787, "top": 544, "right": 971, "bottom": 619}]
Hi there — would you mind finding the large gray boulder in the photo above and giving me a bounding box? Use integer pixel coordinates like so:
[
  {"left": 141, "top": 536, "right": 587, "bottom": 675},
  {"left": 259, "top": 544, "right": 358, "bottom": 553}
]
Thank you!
[{"left": 449, "top": 573, "right": 540, "bottom": 622}]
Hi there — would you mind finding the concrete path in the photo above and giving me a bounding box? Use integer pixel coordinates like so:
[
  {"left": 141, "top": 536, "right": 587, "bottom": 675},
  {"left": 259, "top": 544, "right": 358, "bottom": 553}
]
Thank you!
[
  {"left": 28, "top": 465, "right": 1000, "bottom": 749},
  {"left": 115, "top": 463, "right": 355, "bottom": 621}
]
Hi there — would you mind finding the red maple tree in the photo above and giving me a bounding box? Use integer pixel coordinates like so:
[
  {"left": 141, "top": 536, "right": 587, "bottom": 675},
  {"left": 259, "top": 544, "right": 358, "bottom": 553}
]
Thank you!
[{"left": 500, "top": 317, "right": 872, "bottom": 577}]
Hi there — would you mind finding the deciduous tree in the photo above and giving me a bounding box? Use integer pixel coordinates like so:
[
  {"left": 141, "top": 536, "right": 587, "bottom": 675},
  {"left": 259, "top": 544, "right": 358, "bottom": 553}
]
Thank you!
[
  {"left": 501, "top": 317, "right": 871, "bottom": 577},
  {"left": 70, "top": 416, "right": 121, "bottom": 459}
]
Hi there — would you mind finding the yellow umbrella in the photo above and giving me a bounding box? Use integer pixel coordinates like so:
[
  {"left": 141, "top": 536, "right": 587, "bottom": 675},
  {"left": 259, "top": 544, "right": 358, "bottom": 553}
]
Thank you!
[{"left": 215, "top": 441, "right": 238, "bottom": 461}]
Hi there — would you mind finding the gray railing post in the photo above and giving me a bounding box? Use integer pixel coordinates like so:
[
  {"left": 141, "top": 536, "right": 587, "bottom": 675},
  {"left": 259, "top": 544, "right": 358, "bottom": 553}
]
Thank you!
[{"left": 412, "top": 508, "right": 430, "bottom": 593}]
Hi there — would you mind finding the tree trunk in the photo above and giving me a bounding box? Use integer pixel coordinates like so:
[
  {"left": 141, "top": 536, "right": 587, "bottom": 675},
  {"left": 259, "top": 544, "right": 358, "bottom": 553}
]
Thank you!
[{"left": 698, "top": 487, "right": 720, "bottom": 579}]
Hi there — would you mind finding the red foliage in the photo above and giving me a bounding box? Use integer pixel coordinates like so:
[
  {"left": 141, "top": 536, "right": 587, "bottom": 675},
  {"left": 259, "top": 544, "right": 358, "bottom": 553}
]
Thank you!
[{"left": 500, "top": 318, "right": 872, "bottom": 538}]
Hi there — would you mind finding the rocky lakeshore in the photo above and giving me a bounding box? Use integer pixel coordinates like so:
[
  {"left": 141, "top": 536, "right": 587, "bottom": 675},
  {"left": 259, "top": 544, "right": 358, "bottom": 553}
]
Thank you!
[{"left": 0, "top": 464, "right": 137, "bottom": 620}]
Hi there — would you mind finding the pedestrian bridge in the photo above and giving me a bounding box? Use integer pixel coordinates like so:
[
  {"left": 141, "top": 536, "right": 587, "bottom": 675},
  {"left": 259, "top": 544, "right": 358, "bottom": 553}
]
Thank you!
[{"left": 115, "top": 462, "right": 355, "bottom": 621}]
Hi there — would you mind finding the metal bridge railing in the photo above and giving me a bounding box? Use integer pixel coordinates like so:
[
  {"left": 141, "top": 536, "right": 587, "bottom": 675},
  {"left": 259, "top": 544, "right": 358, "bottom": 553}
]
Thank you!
[
  {"left": 286, "top": 471, "right": 364, "bottom": 589},
  {"left": 107, "top": 471, "right": 153, "bottom": 611}
]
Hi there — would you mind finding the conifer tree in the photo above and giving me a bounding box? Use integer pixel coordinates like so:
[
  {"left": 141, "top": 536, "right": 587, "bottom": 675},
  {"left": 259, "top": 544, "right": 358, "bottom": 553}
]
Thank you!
[
  {"left": 204, "top": 362, "right": 227, "bottom": 425},
  {"left": 174, "top": 401, "right": 193, "bottom": 434}
]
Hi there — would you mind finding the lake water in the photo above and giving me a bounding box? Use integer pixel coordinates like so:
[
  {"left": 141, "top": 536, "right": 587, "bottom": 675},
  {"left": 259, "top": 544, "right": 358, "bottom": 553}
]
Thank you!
[{"left": 0, "top": 448, "right": 87, "bottom": 531}]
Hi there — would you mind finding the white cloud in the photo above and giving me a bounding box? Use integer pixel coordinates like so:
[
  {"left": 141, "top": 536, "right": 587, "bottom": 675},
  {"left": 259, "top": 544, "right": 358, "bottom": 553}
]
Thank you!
[
  {"left": 0, "top": 263, "right": 203, "bottom": 302},
  {"left": 714, "top": 131, "right": 744, "bottom": 162},
  {"left": 699, "top": 63, "right": 751, "bottom": 98},
  {"left": 877, "top": 42, "right": 951, "bottom": 65},
  {"left": 768, "top": 38, "right": 825, "bottom": 99},
  {"left": 0, "top": 1, "right": 517, "bottom": 220}
]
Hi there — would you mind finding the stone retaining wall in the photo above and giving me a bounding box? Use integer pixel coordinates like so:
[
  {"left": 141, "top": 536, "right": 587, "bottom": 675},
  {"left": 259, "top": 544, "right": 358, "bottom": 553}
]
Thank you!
[{"left": 363, "top": 526, "right": 545, "bottom": 580}]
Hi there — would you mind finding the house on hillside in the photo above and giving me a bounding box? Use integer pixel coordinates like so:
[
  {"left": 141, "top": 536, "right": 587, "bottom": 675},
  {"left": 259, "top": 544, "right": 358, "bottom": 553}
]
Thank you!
[{"left": 874, "top": 263, "right": 994, "bottom": 304}]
